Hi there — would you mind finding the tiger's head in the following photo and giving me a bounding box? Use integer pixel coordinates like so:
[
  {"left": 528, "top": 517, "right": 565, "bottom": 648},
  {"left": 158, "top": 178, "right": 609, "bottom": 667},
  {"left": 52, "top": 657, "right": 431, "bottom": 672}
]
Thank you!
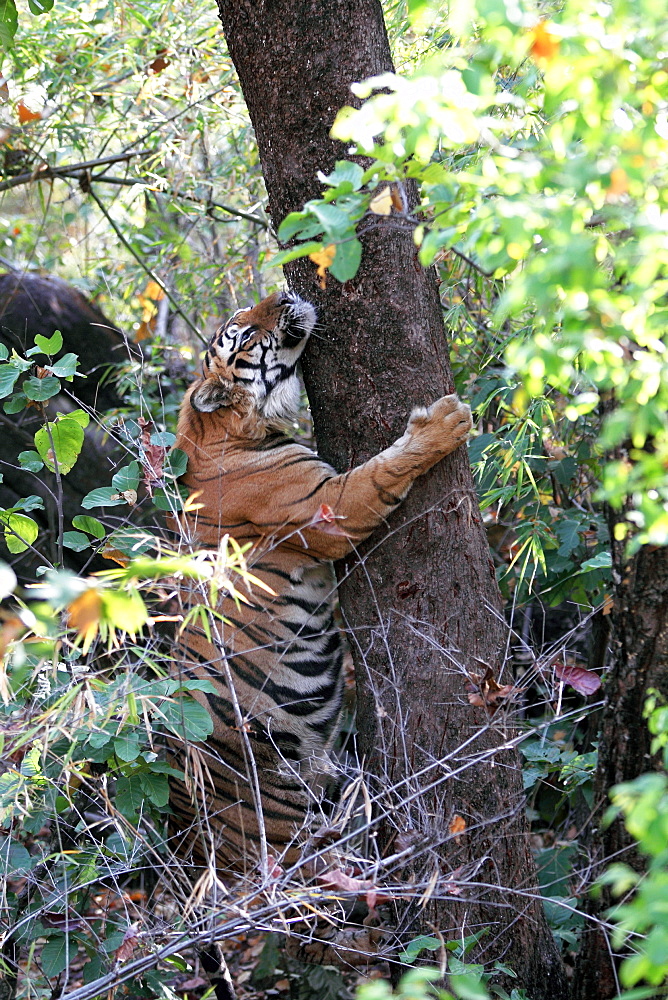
[{"left": 189, "top": 291, "right": 316, "bottom": 426}]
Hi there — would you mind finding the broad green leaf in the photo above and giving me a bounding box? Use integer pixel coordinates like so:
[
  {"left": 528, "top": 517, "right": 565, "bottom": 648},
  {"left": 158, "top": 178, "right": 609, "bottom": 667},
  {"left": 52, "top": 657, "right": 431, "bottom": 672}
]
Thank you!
[
  {"left": 33, "top": 331, "right": 63, "bottom": 356},
  {"left": 27, "top": 0, "right": 54, "bottom": 13},
  {"left": 277, "top": 210, "right": 310, "bottom": 241},
  {"left": 319, "top": 160, "right": 365, "bottom": 191},
  {"left": 16, "top": 494, "right": 44, "bottom": 512},
  {"left": 72, "top": 515, "right": 105, "bottom": 538},
  {"left": 41, "top": 934, "right": 78, "bottom": 978},
  {"left": 61, "top": 408, "right": 90, "bottom": 428},
  {"left": 138, "top": 770, "right": 169, "bottom": 807},
  {"left": 115, "top": 774, "right": 144, "bottom": 818},
  {"left": 0, "top": 836, "right": 33, "bottom": 875},
  {"left": 23, "top": 375, "right": 61, "bottom": 401},
  {"left": 34, "top": 417, "right": 85, "bottom": 474},
  {"left": 272, "top": 241, "right": 324, "bottom": 267},
  {"left": 161, "top": 696, "right": 214, "bottom": 742},
  {"left": 18, "top": 451, "right": 44, "bottom": 473},
  {"left": 0, "top": 0, "right": 18, "bottom": 46},
  {"left": 0, "top": 345, "right": 7, "bottom": 361},
  {"left": 62, "top": 531, "right": 90, "bottom": 552},
  {"left": 3, "top": 393, "right": 26, "bottom": 413},
  {"left": 81, "top": 487, "right": 128, "bottom": 509},
  {"left": 112, "top": 461, "right": 140, "bottom": 492},
  {"left": 2, "top": 513, "right": 39, "bottom": 553},
  {"left": 308, "top": 201, "right": 351, "bottom": 237},
  {"left": 113, "top": 733, "right": 141, "bottom": 762},
  {"left": 580, "top": 551, "right": 613, "bottom": 572},
  {"left": 0, "top": 366, "right": 21, "bottom": 398},
  {"left": 47, "top": 353, "right": 79, "bottom": 379},
  {"left": 329, "top": 237, "right": 362, "bottom": 282},
  {"left": 165, "top": 447, "right": 187, "bottom": 478},
  {"left": 150, "top": 431, "right": 176, "bottom": 447}
]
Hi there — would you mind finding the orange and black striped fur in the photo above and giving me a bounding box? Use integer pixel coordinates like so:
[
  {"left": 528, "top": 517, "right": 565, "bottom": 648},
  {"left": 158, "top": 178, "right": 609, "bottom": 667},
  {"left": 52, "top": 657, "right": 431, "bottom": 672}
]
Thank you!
[{"left": 168, "top": 290, "right": 472, "bottom": 876}]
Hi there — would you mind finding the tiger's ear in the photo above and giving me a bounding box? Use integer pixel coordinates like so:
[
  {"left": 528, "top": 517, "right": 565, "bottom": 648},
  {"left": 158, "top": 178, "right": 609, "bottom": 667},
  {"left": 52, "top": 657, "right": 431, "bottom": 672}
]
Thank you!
[{"left": 190, "top": 375, "right": 234, "bottom": 413}]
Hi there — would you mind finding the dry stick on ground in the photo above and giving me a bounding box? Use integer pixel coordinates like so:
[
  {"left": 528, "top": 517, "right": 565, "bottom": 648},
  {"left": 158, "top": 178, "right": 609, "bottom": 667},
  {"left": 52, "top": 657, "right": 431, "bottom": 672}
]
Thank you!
[{"left": 216, "top": 1, "right": 567, "bottom": 996}]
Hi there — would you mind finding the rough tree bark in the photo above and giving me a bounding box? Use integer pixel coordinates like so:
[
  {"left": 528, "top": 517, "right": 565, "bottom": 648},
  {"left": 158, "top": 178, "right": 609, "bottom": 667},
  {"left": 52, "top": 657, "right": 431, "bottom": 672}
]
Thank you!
[
  {"left": 216, "top": 3, "right": 566, "bottom": 996},
  {"left": 573, "top": 529, "right": 668, "bottom": 1000}
]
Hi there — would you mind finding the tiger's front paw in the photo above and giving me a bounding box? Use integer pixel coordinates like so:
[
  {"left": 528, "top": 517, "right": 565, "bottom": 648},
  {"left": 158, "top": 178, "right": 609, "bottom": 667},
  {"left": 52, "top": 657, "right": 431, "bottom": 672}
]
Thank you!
[{"left": 407, "top": 393, "right": 472, "bottom": 455}]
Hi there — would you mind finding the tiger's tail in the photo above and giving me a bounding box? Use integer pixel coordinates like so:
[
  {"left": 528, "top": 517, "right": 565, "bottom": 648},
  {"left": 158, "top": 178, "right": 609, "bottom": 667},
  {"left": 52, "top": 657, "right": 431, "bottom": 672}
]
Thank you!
[{"left": 199, "top": 943, "right": 236, "bottom": 1000}]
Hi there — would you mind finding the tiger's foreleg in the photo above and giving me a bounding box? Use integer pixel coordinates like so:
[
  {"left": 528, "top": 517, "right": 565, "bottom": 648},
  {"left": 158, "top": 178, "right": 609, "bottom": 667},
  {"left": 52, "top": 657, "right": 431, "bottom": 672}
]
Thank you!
[
  {"left": 200, "top": 942, "right": 236, "bottom": 1000},
  {"left": 293, "top": 393, "right": 472, "bottom": 558}
]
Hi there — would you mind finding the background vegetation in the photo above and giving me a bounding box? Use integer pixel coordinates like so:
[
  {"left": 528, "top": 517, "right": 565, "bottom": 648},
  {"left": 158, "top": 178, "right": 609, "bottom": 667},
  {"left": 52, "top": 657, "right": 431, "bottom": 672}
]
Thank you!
[{"left": 0, "top": 0, "right": 667, "bottom": 997}]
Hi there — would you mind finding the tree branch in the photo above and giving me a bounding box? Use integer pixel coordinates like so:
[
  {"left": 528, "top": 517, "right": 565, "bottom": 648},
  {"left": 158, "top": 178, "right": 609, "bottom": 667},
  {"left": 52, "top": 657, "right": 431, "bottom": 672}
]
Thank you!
[{"left": 0, "top": 151, "right": 152, "bottom": 194}]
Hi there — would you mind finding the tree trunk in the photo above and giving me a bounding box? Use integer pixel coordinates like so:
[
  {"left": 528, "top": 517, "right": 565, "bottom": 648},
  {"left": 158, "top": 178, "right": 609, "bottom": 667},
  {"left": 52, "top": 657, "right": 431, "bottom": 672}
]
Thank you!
[
  {"left": 216, "top": 3, "right": 566, "bottom": 996},
  {"left": 572, "top": 527, "right": 668, "bottom": 1000}
]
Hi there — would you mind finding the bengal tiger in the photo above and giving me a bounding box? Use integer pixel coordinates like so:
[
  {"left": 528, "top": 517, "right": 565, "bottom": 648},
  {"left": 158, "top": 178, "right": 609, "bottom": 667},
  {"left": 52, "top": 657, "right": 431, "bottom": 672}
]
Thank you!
[{"left": 167, "top": 290, "right": 471, "bottom": 988}]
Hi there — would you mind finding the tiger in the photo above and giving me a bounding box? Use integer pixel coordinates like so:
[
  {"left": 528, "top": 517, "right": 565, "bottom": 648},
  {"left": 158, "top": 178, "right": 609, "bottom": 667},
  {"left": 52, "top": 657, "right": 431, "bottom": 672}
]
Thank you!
[{"left": 168, "top": 289, "right": 473, "bottom": 879}]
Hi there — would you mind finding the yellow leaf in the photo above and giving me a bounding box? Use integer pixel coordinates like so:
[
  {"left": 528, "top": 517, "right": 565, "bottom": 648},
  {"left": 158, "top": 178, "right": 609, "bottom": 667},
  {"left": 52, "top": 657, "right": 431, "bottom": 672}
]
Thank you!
[
  {"left": 369, "top": 186, "right": 393, "bottom": 216},
  {"left": 183, "top": 490, "right": 204, "bottom": 513},
  {"left": 143, "top": 279, "right": 166, "bottom": 301},
  {"left": 309, "top": 244, "right": 336, "bottom": 288},
  {"left": 529, "top": 21, "right": 560, "bottom": 62},
  {"left": 68, "top": 589, "right": 103, "bottom": 653}
]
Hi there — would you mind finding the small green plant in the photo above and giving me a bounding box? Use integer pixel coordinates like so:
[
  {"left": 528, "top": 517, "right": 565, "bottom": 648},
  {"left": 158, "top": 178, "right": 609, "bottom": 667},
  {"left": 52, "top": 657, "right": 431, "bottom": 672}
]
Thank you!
[{"left": 598, "top": 692, "right": 668, "bottom": 993}]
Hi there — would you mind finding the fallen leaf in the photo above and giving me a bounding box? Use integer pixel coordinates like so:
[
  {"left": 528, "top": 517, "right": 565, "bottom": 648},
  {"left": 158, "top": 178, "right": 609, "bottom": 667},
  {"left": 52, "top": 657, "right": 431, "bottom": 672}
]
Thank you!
[
  {"left": 109, "top": 489, "right": 137, "bottom": 506},
  {"left": 17, "top": 101, "right": 42, "bottom": 124},
  {"left": 448, "top": 814, "right": 466, "bottom": 841},
  {"left": 138, "top": 416, "right": 165, "bottom": 497},
  {"left": 317, "top": 867, "right": 374, "bottom": 894},
  {"left": 601, "top": 593, "right": 614, "bottom": 616},
  {"left": 149, "top": 50, "right": 170, "bottom": 74},
  {"left": 114, "top": 924, "right": 139, "bottom": 963},
  {"left": 309, "top": 244, "right": 336, "bottom": 288},
  {"left": 554, "top": 660, "right": 601, "bottom": 696},
  {"left": 369, "top": 185, "right": 393, "bottom": 215},
  {"left": 466, "top": 667, "right": 522, "bottom": 713}
]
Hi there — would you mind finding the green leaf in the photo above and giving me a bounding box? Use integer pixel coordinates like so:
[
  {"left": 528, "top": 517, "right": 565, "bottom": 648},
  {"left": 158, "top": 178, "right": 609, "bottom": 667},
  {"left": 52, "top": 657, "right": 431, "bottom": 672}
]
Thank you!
[
  {"left": 555, "top": 519, "right": 581, "bottom": 557},
  {"left": 27, "top": 0, "right": 54, "bottom": 13},
  {"left": 34, "top": 417, "right": 85, "bottom": 474},
  {"left": 277, "top": 210, "right": 310, "bottom": 241},
  {"left": 81, "top": 487, "right": 128, "bottom": 509},
  {"left": 115, "top": 774, "right": 144, "bottom": 818},
  {"left": 0, "top": 345, "right": 7, "bottom": 361},
  {"left": 18, "top": 450, "right": 44, "bottom": 473},
  {"left": 2, "top": 513, "right": 38, "bottom": 554},
  {"left": 308, "top": 201, "right": 351, "bottom": 237},
  {"left": 0, "top": 836, "right": 34, "bottom": 875},
  {"left": 319, "top": 160, "right": 365, "bottom": 191},
  {"left": 61, "top": 408, "right": 90, "bottom": 428},
  {"left": 4, "top": 393, "right": 27, "bottom": 413},
  {"left": 33, "top": 331, "right": 63, "bottom": 356},
  {"left": 138, "top": 770, "right": 169, "bottom": 807},
  {"left": 23, "top": 375, "right": 61, "bottom": 401},
  {"left": 161, "top": 696, "right": 213, "bottom": 742},
  {"left": 150, "top": 431, "right": 176, "bottom": 447},
  {"left": 398, "top": 934, "right": 442, "bottom": 962},
  {"left": 0, "top": 0, "right": 18, "bottom": 46},
  {"left": 72, "top": 515, "right": 105, "bottom": 539},
  {"left": 0, "top": 366, "right": 21, "bottom": 398},
  {"left": 165, "top": 447, "right": 187, "bottom": 478},
  {"left": 47, "top": 353, "right": 79, "bottom": 378},
  {"left": 114, "top": 733, "right": 141, "bottom": 762},
  {"left": 41, "top": 934, "right": 78, "bottom": 978},
  {"left": 580, "top": 551, "right": 612, "bottom": 572},
  {"left": 329, "top": 238, "right": 362, "bottom": 282},
  {"left": 112, "top": 461, "right": 140, "bottom": 492},
  {"left": 272, "top": 241, "right": 324, "bottom": 267},
  {"left": 17, "top": 494, "right": 44, "bottom": 512},
  {"left": 62, "top": 531, "right": 90, "bottom": 552}
]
